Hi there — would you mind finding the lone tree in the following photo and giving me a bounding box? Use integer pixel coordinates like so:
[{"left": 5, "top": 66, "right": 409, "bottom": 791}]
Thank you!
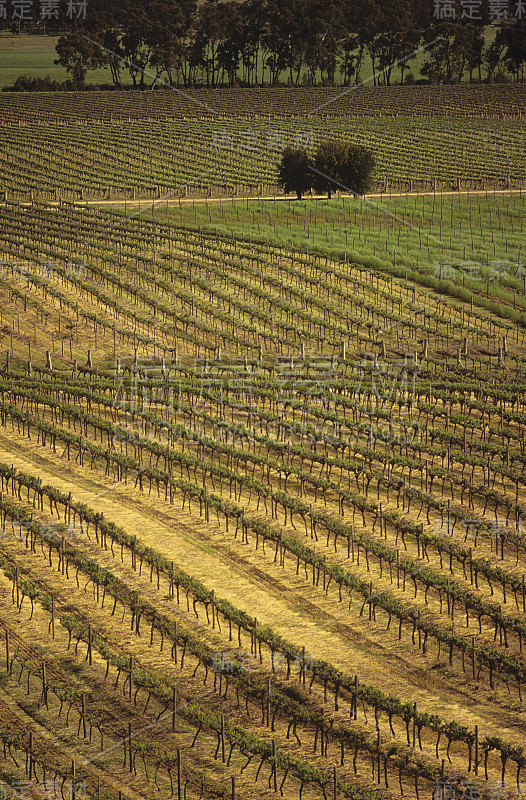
[
  {"left": 312, "top": 140, "right": 348, "bottom": 200},
  {"left": 312, "top": 140, "right": 375, "bottom": 198},
  {"left": 340, "top": 143, "right": 376, "bottom": 196},
  {"left": 278, "top": 147, "right": 312, "bottom": 200}
]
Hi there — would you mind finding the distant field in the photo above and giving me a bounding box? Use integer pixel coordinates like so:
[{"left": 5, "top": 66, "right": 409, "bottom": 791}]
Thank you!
[
  {"left": 0, "top": 28, "right": 501, "bottom": 89},
  {"left": 0, "top": 32, "right": 111, "bottom": 86},
  {"left": 2, "top": 83, "right": 525, "bottom": 119},
  {"left": 0, "top": 32, "right": 380, "bottom": 88}
]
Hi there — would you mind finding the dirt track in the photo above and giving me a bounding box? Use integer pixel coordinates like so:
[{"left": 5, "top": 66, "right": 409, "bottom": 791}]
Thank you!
[{"left": 14, "top": 186, "right": 526, "bottom": 210}]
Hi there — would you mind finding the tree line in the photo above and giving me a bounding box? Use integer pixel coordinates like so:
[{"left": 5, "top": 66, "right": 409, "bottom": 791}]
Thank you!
[{"left": 1, "top": 0, "right": 525, "bottom": 88}]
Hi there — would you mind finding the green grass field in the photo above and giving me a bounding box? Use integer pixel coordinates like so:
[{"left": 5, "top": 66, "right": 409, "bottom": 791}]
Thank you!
[{"left": 0, "top": 32, "right": 111, "bottom": 86}]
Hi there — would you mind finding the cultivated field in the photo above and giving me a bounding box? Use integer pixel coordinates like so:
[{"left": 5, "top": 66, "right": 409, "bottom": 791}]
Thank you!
[
  {"left": 0, "top": 85, "right": 525, "bottom": 800},
  {"left": 0, "top": 87, "right": 526, "bottom": 201},
  {"left": 160, "top": 193, "right": 526, "bottom": 321}
]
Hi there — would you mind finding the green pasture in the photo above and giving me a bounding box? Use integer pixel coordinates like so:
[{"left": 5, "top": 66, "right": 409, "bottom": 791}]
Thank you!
[{"left": 0, "top": 32, "right": 110, "bottom": 87}]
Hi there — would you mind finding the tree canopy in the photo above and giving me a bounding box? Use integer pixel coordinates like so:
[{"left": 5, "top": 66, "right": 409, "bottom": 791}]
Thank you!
[
  {"left": 279, "top": 140, "right": 375, "bottom": 200},
  {"left": 312, "top": 140, "right": 345, "bottom": 200},
  {"left": 278, "top": 147, "right": 313, "bottom": 201},
  {"left": 338, "top": 143, "right": 376, "bottom": 196}
]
